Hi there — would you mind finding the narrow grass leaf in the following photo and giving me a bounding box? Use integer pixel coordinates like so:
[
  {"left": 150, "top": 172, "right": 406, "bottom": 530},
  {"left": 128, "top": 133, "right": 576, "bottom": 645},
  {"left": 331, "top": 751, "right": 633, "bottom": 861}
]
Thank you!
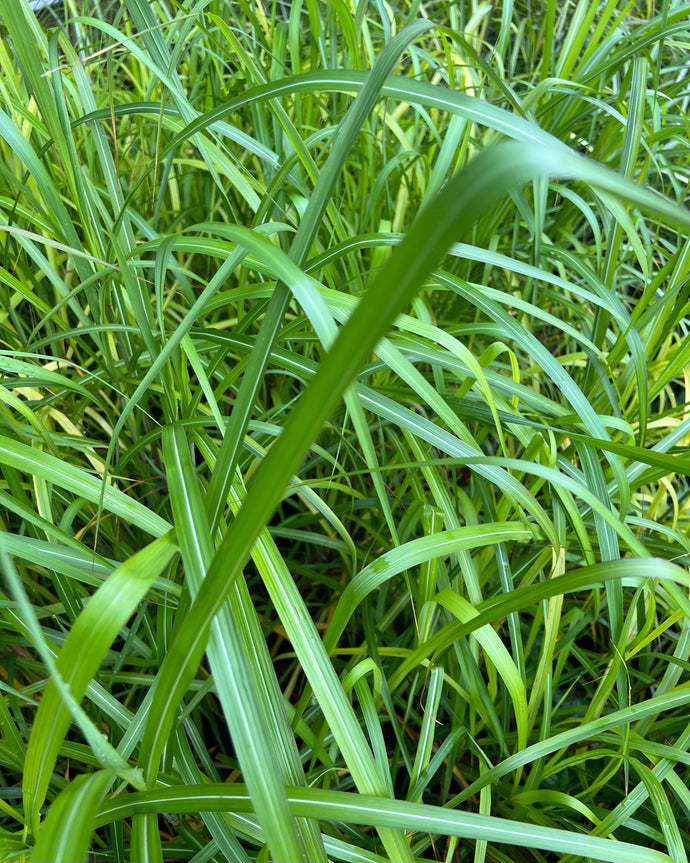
[
  {"left": 29, "top": 769, "right": 116, "bottom": 863},
  {"left": 22, "top": 535, "right": 177, "bottom": 832},
  {"left": 95, "top": 784, "right": 676, "bottom": 863}
]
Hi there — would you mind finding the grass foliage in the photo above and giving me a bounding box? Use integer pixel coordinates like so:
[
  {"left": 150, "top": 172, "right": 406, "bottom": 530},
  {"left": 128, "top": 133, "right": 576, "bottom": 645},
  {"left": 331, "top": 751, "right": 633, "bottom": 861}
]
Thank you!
[{"left": 0, "top": 0, "right": 689, "bottom": 860}]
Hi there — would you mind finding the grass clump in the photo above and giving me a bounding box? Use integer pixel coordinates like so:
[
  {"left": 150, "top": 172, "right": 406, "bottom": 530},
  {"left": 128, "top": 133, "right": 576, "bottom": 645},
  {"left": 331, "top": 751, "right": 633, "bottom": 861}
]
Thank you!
[{"left": 0, "top": 1, "right": 688, "bottom": 861}]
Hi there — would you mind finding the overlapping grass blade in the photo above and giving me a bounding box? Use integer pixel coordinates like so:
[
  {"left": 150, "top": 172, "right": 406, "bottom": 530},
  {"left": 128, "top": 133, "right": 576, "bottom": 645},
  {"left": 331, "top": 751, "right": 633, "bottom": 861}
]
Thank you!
[
  {"left": 29, "top": 769, "right": 116, "bottom": 863},
  {"left": 94, "top": 783, "right": 678, "bottom": 863},
  {"left": 20, "top": 535, "right": 176, "bottom": 833},
  {"left": 161, "top": 423, "right": 326, "bottom": 862}
]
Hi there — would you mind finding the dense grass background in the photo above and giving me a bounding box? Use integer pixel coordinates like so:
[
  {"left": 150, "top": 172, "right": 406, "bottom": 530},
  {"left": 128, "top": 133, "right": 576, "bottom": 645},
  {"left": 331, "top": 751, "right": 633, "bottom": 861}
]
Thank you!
[{"left": 0, "top": 0, "right": 688, "bottom": 861}]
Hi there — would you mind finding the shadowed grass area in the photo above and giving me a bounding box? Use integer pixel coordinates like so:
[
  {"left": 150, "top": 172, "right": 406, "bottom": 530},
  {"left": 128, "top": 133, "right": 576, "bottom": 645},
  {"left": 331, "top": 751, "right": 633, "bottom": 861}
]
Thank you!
[{"left": 0, "top": 1, "right": 688, "bottom": 861}]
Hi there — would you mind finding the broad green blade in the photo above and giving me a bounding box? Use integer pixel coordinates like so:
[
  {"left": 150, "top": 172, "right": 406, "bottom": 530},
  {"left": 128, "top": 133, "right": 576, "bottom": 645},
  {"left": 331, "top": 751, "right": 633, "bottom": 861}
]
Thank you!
[
  {"left": 22, "top": 535, "right": 177, "bottom": 833},
  {"left": 159, "top": 423, "right": 325, "bottom": 862},
  {"left": 95, "top": 783, "right": 677, "bottom": 863},
  {"left": 0, "top": 436, "right": 170, "bottom": 537},
  {"left": 29, "top": 770, "right": 116, "bottom": 863}
]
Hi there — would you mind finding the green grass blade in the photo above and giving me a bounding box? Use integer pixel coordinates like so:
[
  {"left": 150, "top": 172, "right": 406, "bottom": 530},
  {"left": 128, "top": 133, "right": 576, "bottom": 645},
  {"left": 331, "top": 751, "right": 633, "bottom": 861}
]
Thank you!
[
  {"left": 630, "top": 758, "right": 687, "bottom": 863},
  {"left": 160, "top": 423, "right": 325, "bottom": 862},
  {"left": 204, "top": 20, "right": 434, "bottom": 534},
  {"left": 324, "top": 523, "right": 536, "bottom": 654},
  {"left": 0, "top": 435, "right": 170, "bottom": 537},
  {"left": 95, "top": 783, "right": 677, "bottom": 863},
  {"left": 29, "top": 770, "right": 117, "bottom": 863},
  {"left": 20, "top": 534, "right": 176, "bottom": 833}
]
